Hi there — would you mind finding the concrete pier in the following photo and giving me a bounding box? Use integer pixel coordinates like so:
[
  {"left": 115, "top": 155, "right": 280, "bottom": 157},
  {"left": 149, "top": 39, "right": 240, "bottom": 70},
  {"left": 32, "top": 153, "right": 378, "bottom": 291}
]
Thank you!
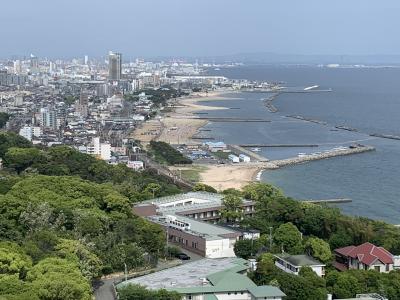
[
  {"left": 196, "top": 117, "right": 271, "bottom": 122},
  {"left": 265, "top": 145, "right": 375, "bottom": 169},
  {"left": 240, "top": 144, "right": 319, "bottom": 148},
  {"left": 303, "top": 198, "right": 352, "bottom": 204}
]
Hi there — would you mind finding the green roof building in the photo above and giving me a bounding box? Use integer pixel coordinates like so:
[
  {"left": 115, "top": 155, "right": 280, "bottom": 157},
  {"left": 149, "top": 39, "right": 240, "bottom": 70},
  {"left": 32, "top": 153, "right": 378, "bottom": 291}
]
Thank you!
[{"left": 118, "top": 257, "right": 286, "bottom": 300}]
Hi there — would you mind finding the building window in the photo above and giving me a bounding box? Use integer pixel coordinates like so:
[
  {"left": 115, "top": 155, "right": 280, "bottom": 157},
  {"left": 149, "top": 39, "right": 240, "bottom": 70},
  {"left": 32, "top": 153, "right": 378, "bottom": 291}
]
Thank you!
[
  {"left": 374, "top": 266, "right": 380, "bottom": 272},
  {"left": 386, "top": 264, "right": 390, "bottom": 272}
]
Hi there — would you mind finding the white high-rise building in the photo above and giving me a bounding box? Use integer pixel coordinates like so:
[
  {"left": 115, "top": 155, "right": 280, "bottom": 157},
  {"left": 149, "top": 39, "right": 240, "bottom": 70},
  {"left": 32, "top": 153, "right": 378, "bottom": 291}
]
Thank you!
[
  {"left": 84, "top": 55, "right": 89, "bottom": 65},
  {"left": 14, "top": 60, "right": 22, "bottom": 74},
  {"left": 49, "top": 62, "right": 56, "bottom": 73},
  {"left": 86, "top": 137, "right": 111, "bottom": 161}
]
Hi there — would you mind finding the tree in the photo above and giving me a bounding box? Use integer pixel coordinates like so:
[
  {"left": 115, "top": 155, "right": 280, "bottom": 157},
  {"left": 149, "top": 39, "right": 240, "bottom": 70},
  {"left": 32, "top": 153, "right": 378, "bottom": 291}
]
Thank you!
[
  {"left": 220, "top": 193, "right": 243, "bottom": 223},
  {"left": 193, "top": 183, "right": 217, "bottom": 193},
  {"left": 144, "top": 183, "right": 161, "bottom": 198},
  {"left": 233, "top": 239, "right": 261, "bottom": 259},
  {"left": 242, "top": 183, "right": 283, "bottom": 202},
  {"left": 27, "top": 257, "right": 91, "bottom": 300},
  {"left": 299, "top": 267, "right": 327, "bottom": 298},
  {"left": 3, "top": 147, "right": 43, "bottom": 174},
  {"left": 273, "top": 223, "right": 303, "bottom": 254},
  {"left": 55, "top": 239, "right": 102, "bottom": 280},
  {"left": 19, "top": 202, "right": 53, "bottom": 233},
  {"left": 304, "top": 237, "right": 332, "bottom": 263},
  {"left": 118, "top": 284, "right": 181, "bottom": 300},
  {"left": 252, "top": 253, "right": 279, "bottom": 285},
  {"left": 332, "top": 272, "right": 362, "bottom": 298},
  {"left": 276, "top": 272, "right": 322, "bottom": 300},
  {"left": 0, "top": 242, "right": 32, "bottom": 276},
  {"left": 0, "top": 132, "right": 32, "bottom": 157},
  {"left": 0, "top": 112, "right": 10, "bottom": 128}
]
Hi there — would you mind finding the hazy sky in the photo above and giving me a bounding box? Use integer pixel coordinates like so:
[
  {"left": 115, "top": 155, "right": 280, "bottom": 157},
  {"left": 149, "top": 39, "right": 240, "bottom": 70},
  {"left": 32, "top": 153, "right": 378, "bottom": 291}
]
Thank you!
[{"left": 2, "top": 0, "right": 400, "bottom": 58}]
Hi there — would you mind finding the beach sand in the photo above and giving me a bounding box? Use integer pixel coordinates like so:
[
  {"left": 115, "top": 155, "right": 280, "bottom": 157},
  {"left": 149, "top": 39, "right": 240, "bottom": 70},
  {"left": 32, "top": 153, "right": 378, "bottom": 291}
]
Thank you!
[
  {"left": 156, "top": 90, "right": 234, "bottom": 144},
  {"left": 197, "top": 164, "right": 261, "bottom": 191}
]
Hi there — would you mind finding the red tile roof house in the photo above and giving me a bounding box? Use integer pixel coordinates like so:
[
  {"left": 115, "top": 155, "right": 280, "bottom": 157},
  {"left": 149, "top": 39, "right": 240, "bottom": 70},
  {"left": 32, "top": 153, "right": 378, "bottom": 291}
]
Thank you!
[{"left": 334, "top": 242, "right": 400, "bottom": 273}]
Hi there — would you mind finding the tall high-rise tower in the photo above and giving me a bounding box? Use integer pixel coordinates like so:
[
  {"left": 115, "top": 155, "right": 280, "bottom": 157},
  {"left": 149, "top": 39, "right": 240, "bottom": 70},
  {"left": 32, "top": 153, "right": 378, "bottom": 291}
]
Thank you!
[{"left": 108, "top": 51, "right": 122, "bottom": 81}]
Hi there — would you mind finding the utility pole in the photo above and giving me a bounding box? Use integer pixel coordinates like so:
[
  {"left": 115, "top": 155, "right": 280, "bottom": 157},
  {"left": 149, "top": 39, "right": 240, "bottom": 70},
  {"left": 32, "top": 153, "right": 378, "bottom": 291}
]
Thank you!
[
  {"left": 269, "top": 226, "right": 273, "bottom": 251},
  {"left": 165, "top": 225, "right": 169, "bottom": 261},
  {"left": 124, "top": 262, "right": 127, "bottom": 282}
]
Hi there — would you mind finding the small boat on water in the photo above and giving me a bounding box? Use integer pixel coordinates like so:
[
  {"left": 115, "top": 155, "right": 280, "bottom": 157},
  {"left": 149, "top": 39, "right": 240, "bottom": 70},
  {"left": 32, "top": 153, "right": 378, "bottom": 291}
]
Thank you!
[
  {"left": 298, "top": 152, "right": 307, "bottom": 158},
  {"left": 251, "top": 148, "right": 261, "bottom": 152}
]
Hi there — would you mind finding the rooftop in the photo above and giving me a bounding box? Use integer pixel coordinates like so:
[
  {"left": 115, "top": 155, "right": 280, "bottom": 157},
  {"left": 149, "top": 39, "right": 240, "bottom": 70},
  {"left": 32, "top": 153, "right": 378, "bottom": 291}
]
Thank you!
[
  {"left": 117, "top": 257, "right": 285, "bottom": 298},
  {"left": 118, "top": 257, "right": 248, "bottom": 290},
  {"left": 275, "top": 254, "right": 325, "bottom": 267},
  {"left": 335, "top": 242, "right": 394, "bottom": 266},
  {"left": 135, "top": 192, "right": 254, "bottom": 240}
]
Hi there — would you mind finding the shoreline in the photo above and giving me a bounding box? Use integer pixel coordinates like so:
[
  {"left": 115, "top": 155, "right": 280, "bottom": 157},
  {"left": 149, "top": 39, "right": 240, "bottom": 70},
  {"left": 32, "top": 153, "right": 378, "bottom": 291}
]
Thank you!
[{"left": 156, "top": 90, "right": 236, "bottom": 145}]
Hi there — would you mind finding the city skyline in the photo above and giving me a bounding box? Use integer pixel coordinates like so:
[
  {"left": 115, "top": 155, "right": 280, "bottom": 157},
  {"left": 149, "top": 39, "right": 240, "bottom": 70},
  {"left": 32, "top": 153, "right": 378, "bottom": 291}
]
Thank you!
[{"left": 2, "top": 0, "right": 400, "bottom": 58}]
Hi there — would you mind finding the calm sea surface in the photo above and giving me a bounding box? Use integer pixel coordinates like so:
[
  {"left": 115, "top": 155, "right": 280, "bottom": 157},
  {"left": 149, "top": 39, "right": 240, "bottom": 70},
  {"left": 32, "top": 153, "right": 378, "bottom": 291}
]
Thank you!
[{"left": 202, "top": 65, "right": 400, "bottom": 224}]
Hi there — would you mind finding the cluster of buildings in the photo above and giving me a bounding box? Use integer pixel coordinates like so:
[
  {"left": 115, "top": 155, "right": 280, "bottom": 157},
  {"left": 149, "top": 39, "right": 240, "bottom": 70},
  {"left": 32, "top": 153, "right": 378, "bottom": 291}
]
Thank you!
[
  {"left": 132, "top": 192, "right": 398, "bottom": 300},
  {"left": 0, "top": 53, "right": 247, "bottom": 168}
]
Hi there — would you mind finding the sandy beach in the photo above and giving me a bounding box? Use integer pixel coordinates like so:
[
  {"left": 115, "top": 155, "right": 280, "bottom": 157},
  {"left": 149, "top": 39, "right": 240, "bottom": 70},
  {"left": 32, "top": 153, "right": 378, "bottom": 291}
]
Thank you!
[
  {"left": 197, "top": 164, "right": 262, "bottom": 191},
  {"left": 156, "top": 90, "right": 235, "bottom": 144}
]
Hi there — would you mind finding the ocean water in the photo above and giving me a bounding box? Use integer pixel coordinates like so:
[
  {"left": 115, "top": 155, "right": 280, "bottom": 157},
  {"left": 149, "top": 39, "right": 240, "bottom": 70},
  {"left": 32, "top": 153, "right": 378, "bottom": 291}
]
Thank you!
[{"left": 201, "top": 65, "right": 400, "bottom": 224}]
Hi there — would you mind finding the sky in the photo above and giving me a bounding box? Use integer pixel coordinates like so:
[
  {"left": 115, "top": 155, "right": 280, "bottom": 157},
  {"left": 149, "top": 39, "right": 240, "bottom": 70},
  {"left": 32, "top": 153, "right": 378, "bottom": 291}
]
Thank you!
[{"left": 1, "top": 0, "right": 400, "bottom": 59}]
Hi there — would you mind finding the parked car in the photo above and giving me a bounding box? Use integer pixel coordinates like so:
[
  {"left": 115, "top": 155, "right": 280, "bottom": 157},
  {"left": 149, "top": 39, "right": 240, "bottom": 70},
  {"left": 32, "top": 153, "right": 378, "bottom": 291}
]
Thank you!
[{"left": 176, "top": 253, "right": 191, "bottom": 260}]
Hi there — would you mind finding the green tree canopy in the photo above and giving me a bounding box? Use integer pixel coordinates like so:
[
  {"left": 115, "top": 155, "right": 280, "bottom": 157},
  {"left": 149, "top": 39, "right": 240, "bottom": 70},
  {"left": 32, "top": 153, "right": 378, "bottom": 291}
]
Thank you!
[
  {"left": 304, "top": 237, "right": 332, "bottom": 263},
  {"left": 0, "top": 132, "right": 32, "bottom": 158},
  {"left": 3, "top": 147, "right": 44, "bottom": 174},
  {"left": 27, "top": 257, "right": 91, "bottom": 300},
  {"left": 273, "top": 222, "right": 303, "bottom": 254},
  {"left": 118, "top": 284, "right": 181, "bottom": 300},
  {"left": 55, "top": 239, "right": 102, "bottom": 280},
  {"left": 220, "top": 193, "right": 243, "bottom": 223},
  {"left": 193, "top": 183, "right": 217, "bottom": 193}
]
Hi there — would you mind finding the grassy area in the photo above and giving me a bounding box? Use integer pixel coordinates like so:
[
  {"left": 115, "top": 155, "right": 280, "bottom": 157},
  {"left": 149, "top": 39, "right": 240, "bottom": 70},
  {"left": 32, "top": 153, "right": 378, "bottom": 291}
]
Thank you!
[
  {"left": 212, "top": 151, "right": 231, "bottom": 160},
  {"left": 174, "top": 165, "right": 208, "bottom": 182}
]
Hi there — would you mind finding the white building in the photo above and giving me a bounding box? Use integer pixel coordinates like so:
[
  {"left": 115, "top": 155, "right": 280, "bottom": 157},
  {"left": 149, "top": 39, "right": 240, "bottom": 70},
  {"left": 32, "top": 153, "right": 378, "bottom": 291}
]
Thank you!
[
  {"left": 274, "top": 254, "right": 326, "bottom": 277},
  {"left": 239, "top": 154, "right": 251, "bottom": 163},
  {"left": 19, "top": 126, "right": 42, "bottom": 141},
  {"left": 19, "top": 126, "right": 33, "bottom": 141},
  {"left": 86, "top": 137, "right": 111, "bottom": 161},
  {"left": 228, "top": 154, "right": 240, "bottom": 163},
  {"left": 127, "top": 160, "right": 144, "bottom": 170}
]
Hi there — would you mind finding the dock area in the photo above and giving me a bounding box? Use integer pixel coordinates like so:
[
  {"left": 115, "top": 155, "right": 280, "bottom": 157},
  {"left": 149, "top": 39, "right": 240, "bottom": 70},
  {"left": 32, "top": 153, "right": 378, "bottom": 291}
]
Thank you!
[{"left": 229, "top": 144, "right": 269, "bottom": 162}]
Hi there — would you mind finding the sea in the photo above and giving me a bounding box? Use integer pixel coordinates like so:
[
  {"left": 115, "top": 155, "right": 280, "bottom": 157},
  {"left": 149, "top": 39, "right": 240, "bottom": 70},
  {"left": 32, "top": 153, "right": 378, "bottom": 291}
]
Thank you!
[{"left": 200, "top": 65, "right": 400, "bottom": 224}]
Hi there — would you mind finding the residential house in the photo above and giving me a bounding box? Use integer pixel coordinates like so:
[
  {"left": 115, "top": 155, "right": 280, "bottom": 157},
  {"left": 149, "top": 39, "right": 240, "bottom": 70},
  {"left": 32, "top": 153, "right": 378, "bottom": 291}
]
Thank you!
[
  {"left": 274, "top": 253, "right": 326, "bottom": 277},
  {"left": 334, "top": 242, "right": 400, "bottom": 273}
]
